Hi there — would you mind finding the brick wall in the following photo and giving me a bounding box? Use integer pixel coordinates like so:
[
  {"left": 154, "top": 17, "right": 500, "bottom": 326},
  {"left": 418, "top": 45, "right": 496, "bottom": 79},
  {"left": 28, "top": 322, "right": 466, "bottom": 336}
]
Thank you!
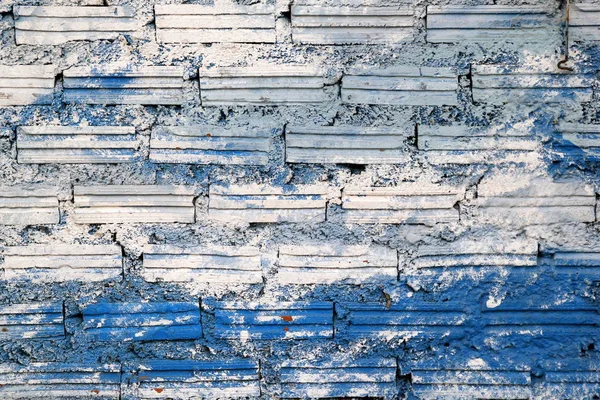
[{"left": 0, "top": 0, "right": 599, "bottom": 398}]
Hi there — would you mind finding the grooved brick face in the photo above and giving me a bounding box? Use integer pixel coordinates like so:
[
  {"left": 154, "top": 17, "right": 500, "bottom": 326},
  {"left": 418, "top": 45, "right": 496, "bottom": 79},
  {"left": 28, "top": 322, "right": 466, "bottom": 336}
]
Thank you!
[{"left": 0, "top": 0, "right": 600, "bottom": 399}]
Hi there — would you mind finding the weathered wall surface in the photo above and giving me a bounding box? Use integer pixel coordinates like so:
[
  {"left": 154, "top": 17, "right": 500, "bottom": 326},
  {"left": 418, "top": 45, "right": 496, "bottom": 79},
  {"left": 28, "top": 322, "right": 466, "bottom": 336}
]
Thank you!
[{"left": 0, "top": 0, "right": 600, "bottom": 398}]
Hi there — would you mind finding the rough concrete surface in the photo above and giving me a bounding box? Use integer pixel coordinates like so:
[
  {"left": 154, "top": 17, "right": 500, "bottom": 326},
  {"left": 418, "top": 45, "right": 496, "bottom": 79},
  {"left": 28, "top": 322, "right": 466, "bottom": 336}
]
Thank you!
[{"left": 0, "top": 0, "right": 600, "bottom": 398}]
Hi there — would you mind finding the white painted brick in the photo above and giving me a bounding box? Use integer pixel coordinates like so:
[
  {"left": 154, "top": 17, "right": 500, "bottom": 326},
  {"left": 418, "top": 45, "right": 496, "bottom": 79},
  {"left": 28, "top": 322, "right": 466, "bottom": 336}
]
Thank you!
[
  {"left": 14, "top": 6, "right": 137, "bottom": 45},
  {"left": 0, "top": 303, "right": 64, "bottom": 340},
  {"left": 63, "top": 65, "right": 185, "bottom": 105},
  {"left": 286, "top": 125, "right": 411, "bottom": 164},
  {"left": 209, "top": 184, "right": 329, "bottom": 223},
  {"left": 277, "top": 244, "right": 397, "bottom": 284},
  {"left": 17, "top": 126, "right": 140, "bottom": 164},
  {"left": 2, "top": 244, "right": 122, "bottom": 282},
  {"left": 73, "top": 185, "right": 197, "bottom": 224},
  {"left": 155, "top": 4, "right": 276, "bottom": 43},
  {"left": 472, "top": 65, "right": 595, "bottom": 104},
  {"left": 0, "top": 186, "right": 59, "bottom": 225},
  {"left": 476, "top": 175, "right": 596, "bottom": 225},
  {"left": 427, "top": 5, "right": 554, "bottom": 44},
  {"left": 413, "top": 238, "right": 538, "bottom": 269},
  {"left": 340, "top": 183, "right": 463, "bottom": 224},
  {"left": 0, "top": 65, "right": 57, "bottom": 106},
  {"left": 569, "top": 4, "right": 600, "bottom": 42},
  {"left": 341, "top": 66, "right": 458, "bottom": 106},
  {"left": 150, "top": 126, "right": 270, "bottom": 165},
  {"left": 199, "top": 65, "right": 327, "bottom": 105},
  {"left": 418, "top": 125, "right": 539, "bottom": 164},
  {"left": 142, "top": 245, "right": 262, "bottom": 284},
  {"left": 291, "top": 4, "right": 414, "bottom": 45}
]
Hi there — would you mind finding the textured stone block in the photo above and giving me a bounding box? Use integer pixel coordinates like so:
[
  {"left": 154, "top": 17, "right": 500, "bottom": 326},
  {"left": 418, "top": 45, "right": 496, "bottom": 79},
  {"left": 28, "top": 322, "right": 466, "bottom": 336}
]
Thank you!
[
  {"left": 278, "top": 358, "right": 397, "bottom": 398},
  {"left": 276, "top": 245, "right": 397, "bottom": 284},
  {"left": 150, "top": 126, "right": 270, "bottom": 165},
  {"left": 0, "top": 302, "right": 64, "bottom": 340},
  {"left": 63, "top": 66, "right": 185, "bottom": 105},
  {"left": 341, "top": 66, "right": 458, "bottom": 106},
  {"left": 335, "top": 301, "right": 466, "bottom": 340},
  {"left": 340, "top": 183, "right": 463, "bottom": 224},
  {"left": 0, "top": 186, "right": 59, "bottom": 226},
  {"left": 291, "top": 4, "right": 414, "bottom": 44},
  {"left": 17, "top": 126, "right": 140, "bottom": 164},
  {"left": 2, "top": 244, "right": 122, "bottom": 282},
  {"left": 199, "top": 66, "right": 327, "bottom": 105},
  {"left": 208, "top": 301, "right": 334, "bottom": 340},
  {"left": 155, "top": 4, "right": 275, "bottom": 43},
  {"left": 0, "top": 363, "right": 121, "bottom": 399},
  {"left": 73, "top": 185, "right": 197, "bottom": 224},
  {"left": 476, "top": 176, "right": 596, "bottom": 225},
  {"left": 418, "top": 124, "right": 539, "bottom": 164},
  {"left": 472, "top": 65, "right": 594, "bottom": 104},
  {"left": 286, "top": 125, "right": 411, "bottom": 164},
  {"left": 570, "top": 4, "right": 600, "bottom": 42},
  {"left": 208, "top": 184, "right": 328, "bottom": 223},
  {"left": 142, "top": 245, "right": 262, "bottom": 284},
  {"left": 14, "top": 6, "right": 137, "bottom": 45},
  {"left": 537, "top": 360, "right": 600, "bottom": 399},
  {"left": 553, "top": 122, "right": 600, "bottom": 161},
  {"left": 123, "top": 359, "right": 260, "bottom": 398},
  {"left": 427, "top": 5, "right": 553, "bottom": 44},
  {"left": 81, "top": 301, "right": 202, "bottom": 342},
  {"left": 0, "top": 65, "right": 56, "bottom": 106}
]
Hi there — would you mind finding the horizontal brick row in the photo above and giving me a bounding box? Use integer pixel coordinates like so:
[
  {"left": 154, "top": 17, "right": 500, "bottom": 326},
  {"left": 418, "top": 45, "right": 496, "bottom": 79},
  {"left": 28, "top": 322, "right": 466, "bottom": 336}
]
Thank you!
[
  {"left": 6, "top": 123, "right": 600, "bottom": 166},
  {"left": 0, "top": 357, "right": 594, "bottom": 399},
  {"left": 1, "top": 239, "right": 598, "bottom": 284},
  {"left": 5, "top": 4, "right": 599, "bottom": 45},
  {"left": 0, "top": 178, "right": 597, "bottom": 226},
  {"left": 1, "top": 64, "right": 597, "bottom": 106},
  {"left": 2, "top": 292, "right": 598, "bottom": 342}
]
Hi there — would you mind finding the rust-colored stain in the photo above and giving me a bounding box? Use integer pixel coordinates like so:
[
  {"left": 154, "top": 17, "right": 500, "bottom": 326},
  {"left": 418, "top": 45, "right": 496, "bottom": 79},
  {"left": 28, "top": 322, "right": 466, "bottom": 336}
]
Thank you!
[
  {"left": 283, "top": 327, "right": 289, "bottom": 332},
  {"left": 363, "top": 259, "right": 369, "bottom": 263},
  {"left": 91, "top": 390, "right": 100, "bottom": 395},
  {"left": 137, "top": 375, "right": 150, "bottom": 382},
  {"left": 1, "top": 328, "right": 7, "bottom": 332},
  {"left": 154, "top": 388, "right": 164, "bottom": 393},
  {"left": 206, "top": 133, "right": 212, "bottom": 137},
  {"left": 281, "top": 315, "right": 293, "bottom": 322}
]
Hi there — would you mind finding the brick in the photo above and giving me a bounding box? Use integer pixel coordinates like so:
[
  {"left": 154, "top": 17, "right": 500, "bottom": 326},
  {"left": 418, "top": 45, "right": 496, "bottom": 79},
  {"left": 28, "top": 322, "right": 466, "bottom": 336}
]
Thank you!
[
  {"left": 544, "top": 245, "right": 600, "bottom": 268},
  {"left": 2, "top": 244, "right": 122, "bottom": 282},
  {"left": 476, "top": 175, "right": 596, "bottom": 225},
  {"left": 340, "top": 183, "right": 463, "bottom": 224},
  {"left": 17, "top": 126, "right": 140, "bottom": 164},
  {"left": 335, "top": 301, "right": 466, "bottom": 340},
  {"left": 472, "top": 65, "right": 594, "bottom": 104},
  {"left": 63, "top": 66, "right": 185, "bottom": 105},
  {"left": 14, "top": 6, "right": 137, "bottom": 45},
  {"left": 278, "top": 358, "right": 396, "bottom": 398},
  {"left": 569, "top": 4, "right": 600, "bottom": 42},
  {"left": 407, "top": 358, "right": 531, "bottom": 400},
  {"left": 142, "top": 245, "right": 262, "bottom": 284},
  {"left": 276, "top": 244, "right": 397, "bottom": 284},
  {"left": 412, "top": 238, "right": 538, "bottom": 269},
  {"left": 0, "top": 186, "right": 59, "bottom": 226},
  {"left": 426, "top": 5, "right": 553, "bottom": 44},
  {"left": 418, "top": 124, "right": 539, "bottom": 164},
  {"left": 285, "top": 125, "right": 411, "bottom": 164},
  {"left": 81, "top": 301, "right": 202, "bottom": 342},
  {"left": 341, "top": 66, "right": 458, "bottom": 106},
  {"left": 199, "top": 66, "right": 327, "bottom": 105},
  {"left": 482, "top": 297, "right": 600, "bottom": 338},
  {"left": 553, "top": 122, "right": 600, "bottom": 161},
  {"left": 155, "top": 4, "right": 275, "bottom": 43},
  {"left": 208, "top": 184, "right": 328, "bottom": 223},
  {"left": 123, "top": 359, "right": 260, "bottom": 398},
  {"left": 291, "top": 4, "right": 414, "bottom": 45},
  {"left": 0, "top": 65, "right": 57, "bottom": 106},
  {"left": 150, "top": 126, "right": 270, "bottom": 165},
  {"left": 0, "top": 302, "right": 64, "bottom": 340},
  {"left": 208, "top": 301, "right": 333, "bottom": 340},
  {"left": 73, "top": 185, "right": 197, "bottom": 224},
  {"left": 538, "top": 360, "right": 600, "bottom": 399},
  {"left": 0, "top": 363, "right": 120, "bottom": 399}
]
